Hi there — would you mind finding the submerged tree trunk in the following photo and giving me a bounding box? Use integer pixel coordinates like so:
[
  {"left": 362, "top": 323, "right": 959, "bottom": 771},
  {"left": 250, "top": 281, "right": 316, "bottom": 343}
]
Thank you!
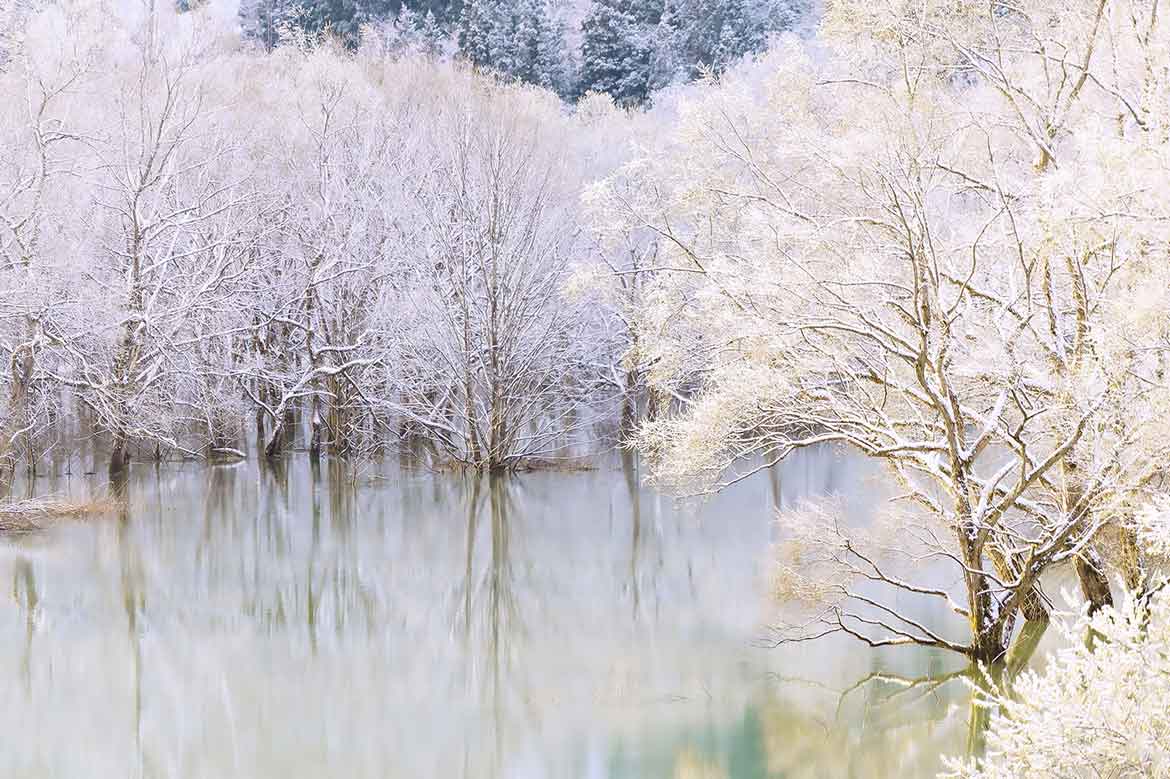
[
  {"left": 966, "top": 662, "right": 1000, "bottom": 758},
  {"left": 1118, "top": 525, "right": 1153, "bottom": 603},
  {"left": 618, "top": 364, "right": 641, "bottom": 444},
  {"left": 967, "top": 617, "right": 1048, "bottom": 759},
  {"left": 107, "top": 217, "right": 144, "bottom": 481},
  {"left": 960, "top": 532, "right": 1007, "bottom": 665},
  {"left": 255, "top": 404, "right": 266, "bottom": 455},
  {"left": 309, "top": 395, "right": 322, "bottom": 463},
  {"left": 0, "top": 333, "right": 35, "bottom": 497},
  {"left": 264, "top": 420, "right": 284, "bottom": 461},
  {"left": 108, "top": 429, "right": 129, "bottom": 480},
  {"left": 646, "top": 386, "right": 665, "bottom": 424},
  {"left": 1075, "top": 549, "right": 1114, "bottom": 617}
]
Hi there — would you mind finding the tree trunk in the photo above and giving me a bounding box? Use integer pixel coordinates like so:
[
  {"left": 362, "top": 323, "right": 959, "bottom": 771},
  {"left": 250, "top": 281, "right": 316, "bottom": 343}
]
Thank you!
[
  {"left": 1074, "top": 550, "right": 1113, "bottom": 617},
  {"left": 254, "top": 381, "right": 266, "bottom": 454},
  {"left": 618, "top": 366, "right": 640, "bottom": 444},
  {"left": 961, "top": 536, "right": 1006, "bottom": 665},
  {"left": 1118, "top": 525, "right": 1152, "bottom": 603},
  {"left": 0, "top": 326, "right": 36, "bottom": 496},
  {"left": 988, "top": 545, "right": 1050, "bottom": 623},
  {"left": 108, "top": 430, "right": 128, "bottom": 479},
  {"left": 309, "top": 401, "right": 322, "bottom": 463},
  {"left": 646, "top": 386, "right": 665, "bottom": 423},
  {"left": 264, "top": 425, "right": 283, "bottom": 460}
]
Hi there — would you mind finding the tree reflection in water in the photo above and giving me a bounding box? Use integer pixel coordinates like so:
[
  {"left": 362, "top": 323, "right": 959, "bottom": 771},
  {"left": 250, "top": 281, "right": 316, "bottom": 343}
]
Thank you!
[{"left": 0, "top": 451, "right": 1050, "bottom": 777}]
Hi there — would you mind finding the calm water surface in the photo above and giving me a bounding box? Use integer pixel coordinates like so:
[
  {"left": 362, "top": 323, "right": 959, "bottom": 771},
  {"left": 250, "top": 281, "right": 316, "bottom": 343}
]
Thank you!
[{"left": 1, "top": 450, "right": 975, "bottom": 778}]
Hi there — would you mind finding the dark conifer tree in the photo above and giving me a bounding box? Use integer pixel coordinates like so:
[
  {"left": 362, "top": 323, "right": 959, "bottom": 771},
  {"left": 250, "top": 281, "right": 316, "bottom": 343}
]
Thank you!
[{"left": 577, "top": 0, "right": 654, "bottom": 105}]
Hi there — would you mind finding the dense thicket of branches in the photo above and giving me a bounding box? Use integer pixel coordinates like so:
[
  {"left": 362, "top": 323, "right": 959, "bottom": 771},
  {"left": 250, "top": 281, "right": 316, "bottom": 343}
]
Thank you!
[
  {"left": 591, "top": 0, "right": 1170, "bottom": 667},
  {"left": 3, "top": 0, "right": 1170, "bottom": 768},
  {"left": 0, "top": 0, "right": 656, "bottom": 483}
]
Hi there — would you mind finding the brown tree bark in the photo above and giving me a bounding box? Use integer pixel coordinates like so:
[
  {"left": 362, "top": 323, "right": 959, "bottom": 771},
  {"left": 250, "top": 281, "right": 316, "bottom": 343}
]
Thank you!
[
  {"left": 987, "top": 545, "right": 1050, "bottom": 623},
  {"left": 1074, "top": 549, "right": 1113, "bottom": 617}
]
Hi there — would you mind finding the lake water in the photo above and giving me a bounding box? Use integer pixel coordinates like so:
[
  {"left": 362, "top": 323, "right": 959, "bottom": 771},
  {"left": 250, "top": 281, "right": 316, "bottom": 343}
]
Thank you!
[{"left": 0, "top": 450, "right": 979, "bottom": 778}]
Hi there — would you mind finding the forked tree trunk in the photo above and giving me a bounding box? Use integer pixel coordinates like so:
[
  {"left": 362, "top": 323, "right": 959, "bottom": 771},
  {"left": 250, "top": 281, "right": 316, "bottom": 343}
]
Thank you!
[
  {"left": 987, "top": 545, "right": 1050, "bottom": 623},
  {"left": 960, "top": 531, "right": 1007, "bottom": 666}
]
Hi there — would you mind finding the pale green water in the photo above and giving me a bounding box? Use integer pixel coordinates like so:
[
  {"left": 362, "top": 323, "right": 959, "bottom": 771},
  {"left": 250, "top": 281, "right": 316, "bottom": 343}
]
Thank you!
[{"left": 0, "top": 451, "right": 974, "bottom": 778}]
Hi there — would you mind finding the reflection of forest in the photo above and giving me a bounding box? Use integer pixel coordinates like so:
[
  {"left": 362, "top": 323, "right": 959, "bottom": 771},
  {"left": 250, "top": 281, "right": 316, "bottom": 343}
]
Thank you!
[{"left": 0, "top": 453, "right": 991, "bottom": 777}]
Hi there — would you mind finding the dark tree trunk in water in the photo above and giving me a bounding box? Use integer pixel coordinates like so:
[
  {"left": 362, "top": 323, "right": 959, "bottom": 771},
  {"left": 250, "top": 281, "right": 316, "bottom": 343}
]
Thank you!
[
  {"left": 618, "top": 366, "right": 641, "bottom": 444},
  {"left": 255, "top": 406, "right": 265, "bottom": 454},
  {"left": 966, "top": 662, "right": 1001, "bottom": 758},
  {"left": 253, "top": 379, "right": 267, "bottom": 455},
  {"left": 108, "top": 431, "right": 129, "bottom": 480},
  {"left": 264, "top": 423, "right": 283, "bottom": 461},
  {"left": 967, "top": 619, "right": 1047, "bottom": 759},
  {"left": 1075, "top": 550, "right": 1113, "bottom": 616},
  {"left": 283, "top": 403, "right": 298, "bottom": 448},
  {"left": 309, "top": 409, "right": 322, "bottom": 463},
  {"left": 646, "top": 386, "right": 664, "bottom": 423},
  {"left": 1, "top": 330, "right": 36, "bottom": 497},
  {"left": 962, "top": 544, "right": 1007, "bottom": 665},
  {"left": 1117, "top": 526, "right": 1155, "bottom": 615}
]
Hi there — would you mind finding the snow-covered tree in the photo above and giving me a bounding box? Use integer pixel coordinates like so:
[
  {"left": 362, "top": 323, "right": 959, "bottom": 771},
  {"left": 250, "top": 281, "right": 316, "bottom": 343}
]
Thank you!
[
  {"left": 240, "top": 0, "right": 463, "bottom": 50},
  {"left": 594, "top": 0, "right": 1170, "bottom": 663},
  {"left": 0, "top": 0, "right": 623, "bottom": 475},
  {"left": 821, "top": 0, "right": 1170, "bottom": 612},
  {"left": 457, "top": 0, "right": 570, "bottom": 94},
  {"left": 362, "top": 5, "right": 448, "bottom": 57},
  {"left": 576, "top": 0, "right": 657, "bottom": 105},
  {"left": 944, "top": 586, "right": 1170, "bottom": 778},
  {"left": 576, "top": 0, "right": 808, "bottom": 103},
  {"left": 0, "top": 0, "right": 35, "bottom": 67},
  {"left": 236, "top": 46, "right": 410, "bottom": 461},
  {"left": 289, "top": 0, "right": 396, "bottom": 46},
  {"left": 0, "top": 0, "right": 263, "bottom": 479},
  {"left": 384, "top": 82, "right": 604, "bottom": 468},
  {"left": 652, "top": 0, "right": 807, "bottom": 80},
  {"left": 0, "top": 0, "right": 97, "bottom": 491}
]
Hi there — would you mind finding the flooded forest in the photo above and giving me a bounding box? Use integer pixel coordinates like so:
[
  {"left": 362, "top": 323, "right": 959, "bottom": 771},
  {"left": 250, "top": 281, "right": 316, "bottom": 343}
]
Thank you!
[{"left": 3, "top": 0, "right": 1170, "bottom": 776}]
